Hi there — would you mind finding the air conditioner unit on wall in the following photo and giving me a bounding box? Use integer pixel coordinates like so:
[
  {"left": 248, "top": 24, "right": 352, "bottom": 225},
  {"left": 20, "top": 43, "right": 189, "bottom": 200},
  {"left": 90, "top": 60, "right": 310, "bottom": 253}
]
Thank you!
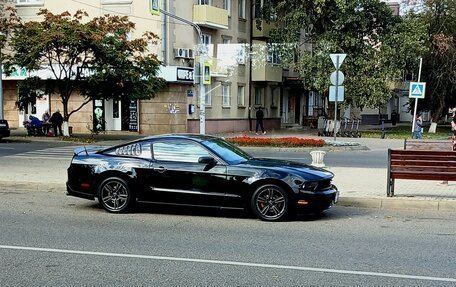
[
  {"left": 188, "top": 49, "right": 194, "bottom": 59},
  {"left": 174, "top": 48, "right": 188, "bottom": 58}
]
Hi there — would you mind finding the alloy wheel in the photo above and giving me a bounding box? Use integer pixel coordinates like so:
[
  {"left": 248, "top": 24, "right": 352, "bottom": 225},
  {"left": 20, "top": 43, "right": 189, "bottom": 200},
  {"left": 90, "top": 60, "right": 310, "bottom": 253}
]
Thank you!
[
  {"left": 252, "top": 185, "right": 288, "bottom": 221},
  {"left": 99, "top": 177, "right": 131, "bottom": 212}
]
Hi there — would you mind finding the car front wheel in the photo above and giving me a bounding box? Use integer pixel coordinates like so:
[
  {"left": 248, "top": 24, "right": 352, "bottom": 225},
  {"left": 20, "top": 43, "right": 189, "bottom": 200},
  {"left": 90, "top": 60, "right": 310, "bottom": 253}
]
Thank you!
[
  {"left": 98, "top": 177, "right": 133, "bottom": 213},
  {"left": 251, "top": 184, "right": 289, "bottom": 221}
]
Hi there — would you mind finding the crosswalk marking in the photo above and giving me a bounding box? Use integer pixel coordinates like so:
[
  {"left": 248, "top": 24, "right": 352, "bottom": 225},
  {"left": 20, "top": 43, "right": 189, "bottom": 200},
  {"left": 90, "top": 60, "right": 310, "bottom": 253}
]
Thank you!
[{"left": 5, "top": 146, "right": 81, "bottom": 160}]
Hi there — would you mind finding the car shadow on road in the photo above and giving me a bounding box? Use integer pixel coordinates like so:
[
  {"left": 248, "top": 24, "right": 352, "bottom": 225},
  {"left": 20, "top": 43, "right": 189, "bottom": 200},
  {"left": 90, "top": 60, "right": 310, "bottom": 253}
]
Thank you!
[{"left": 79, "top": 201, "right": 348, "bottom": 222}]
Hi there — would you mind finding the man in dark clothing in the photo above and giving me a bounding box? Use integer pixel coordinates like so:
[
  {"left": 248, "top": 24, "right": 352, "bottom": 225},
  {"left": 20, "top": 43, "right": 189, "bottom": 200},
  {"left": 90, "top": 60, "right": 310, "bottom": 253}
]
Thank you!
[
  {"left": 255, "top": 107, "right": 266, "bottom": 134},
  {"left": 49, "top": 109, "right": 64, "bottom": 137}
]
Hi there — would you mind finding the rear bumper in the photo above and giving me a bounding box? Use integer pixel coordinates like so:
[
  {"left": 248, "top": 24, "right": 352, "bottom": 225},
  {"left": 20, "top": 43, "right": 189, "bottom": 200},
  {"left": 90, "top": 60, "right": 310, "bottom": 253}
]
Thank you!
[
  {"left": 66, "top": 182, "right": 95, "bottom": 200},
  {"left": 0, "top": 129, "right": 10, "bottom": 138}
]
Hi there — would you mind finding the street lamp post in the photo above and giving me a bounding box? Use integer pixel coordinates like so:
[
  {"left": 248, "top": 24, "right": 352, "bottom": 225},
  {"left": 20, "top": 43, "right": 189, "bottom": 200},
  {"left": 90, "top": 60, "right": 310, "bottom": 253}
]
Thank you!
[{"left": 159, "top": 9, "right": 206, "bottom": 134}]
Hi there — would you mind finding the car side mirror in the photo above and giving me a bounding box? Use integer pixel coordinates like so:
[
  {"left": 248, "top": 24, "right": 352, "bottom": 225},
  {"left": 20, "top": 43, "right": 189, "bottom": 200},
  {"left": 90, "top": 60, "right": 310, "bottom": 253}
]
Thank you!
[
  {"left": 198, "top": 156, "right": 217, "bottom": 166},
  {"left": 198, "top": 156, "right": 217, "bottom": 171}
]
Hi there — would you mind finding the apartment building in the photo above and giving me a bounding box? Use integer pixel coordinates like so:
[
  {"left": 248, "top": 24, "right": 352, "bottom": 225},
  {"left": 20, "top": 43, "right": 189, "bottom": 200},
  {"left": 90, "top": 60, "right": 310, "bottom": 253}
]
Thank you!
[{"left": 2, "top": 0, "right": 284, "bottom": 134}]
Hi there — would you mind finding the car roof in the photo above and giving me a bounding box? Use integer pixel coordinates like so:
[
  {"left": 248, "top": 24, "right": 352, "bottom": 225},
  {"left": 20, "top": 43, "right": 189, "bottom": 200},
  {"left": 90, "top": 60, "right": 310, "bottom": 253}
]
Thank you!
[{"left": 142, "top": 133, "right": 221, "bottom": 143}]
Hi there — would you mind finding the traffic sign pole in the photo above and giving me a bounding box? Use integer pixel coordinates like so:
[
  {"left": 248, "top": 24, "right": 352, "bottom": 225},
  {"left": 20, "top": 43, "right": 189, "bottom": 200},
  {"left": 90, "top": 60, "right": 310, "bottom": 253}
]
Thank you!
[
  {"left": 411, "top": 58, "right": 422, "bottom": 134},
  {"left": 334, "top": 56, "right": 339, "bottom": 142},
  {"left": 329, "top": 53, "right": 346, "bottom": 141}
]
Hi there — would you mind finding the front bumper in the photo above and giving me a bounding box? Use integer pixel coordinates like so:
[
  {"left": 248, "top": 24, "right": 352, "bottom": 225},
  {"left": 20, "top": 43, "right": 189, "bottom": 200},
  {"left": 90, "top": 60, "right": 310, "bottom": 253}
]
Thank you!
[{"left": 295, "top": 185, "right": 339, "bottom": 212}]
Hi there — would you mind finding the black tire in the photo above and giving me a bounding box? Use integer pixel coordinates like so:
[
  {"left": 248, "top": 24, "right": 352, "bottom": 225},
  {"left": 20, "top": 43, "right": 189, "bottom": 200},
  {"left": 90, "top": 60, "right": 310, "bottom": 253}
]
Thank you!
[
  {"left": 250, "top": 184, "right": 289, "bottom": 221},
  {"left": 98, "top": 177, "right": 134, "bottom": 213}
]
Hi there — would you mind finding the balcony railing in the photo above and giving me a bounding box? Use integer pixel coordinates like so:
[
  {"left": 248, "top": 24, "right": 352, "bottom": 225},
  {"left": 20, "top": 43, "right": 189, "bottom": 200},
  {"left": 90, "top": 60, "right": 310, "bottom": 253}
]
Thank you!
[
  {"left": 253, "top": 20, "right": 275, "bottom": 38},
  {"left": 193, "top": 5, "right": 228, "bottom": 30},
  {"left": 252, "top": 63, "right": 282, "bottom": 82}
]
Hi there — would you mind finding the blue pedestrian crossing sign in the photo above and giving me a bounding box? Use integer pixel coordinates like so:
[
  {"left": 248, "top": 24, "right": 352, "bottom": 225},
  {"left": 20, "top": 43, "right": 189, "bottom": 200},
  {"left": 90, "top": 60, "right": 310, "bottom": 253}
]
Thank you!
[{"left": 409, "top": 82, "right": 426, "bottom": 99}]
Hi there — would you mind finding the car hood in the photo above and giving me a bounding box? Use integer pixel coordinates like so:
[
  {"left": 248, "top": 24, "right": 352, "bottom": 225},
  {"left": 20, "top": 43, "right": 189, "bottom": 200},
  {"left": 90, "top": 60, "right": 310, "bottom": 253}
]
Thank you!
[{"left": 239, "top": 157, "right": 333, "bottom": 180}]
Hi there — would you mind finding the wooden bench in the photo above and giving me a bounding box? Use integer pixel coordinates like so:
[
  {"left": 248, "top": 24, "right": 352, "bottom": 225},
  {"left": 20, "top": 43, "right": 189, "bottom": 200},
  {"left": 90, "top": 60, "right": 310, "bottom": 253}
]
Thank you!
[
  {"left": 404, "top": 139, "right": 452, "bottom": 151},
  {"left": 387, "top": 149, "right": 456, "bottom": 197}
]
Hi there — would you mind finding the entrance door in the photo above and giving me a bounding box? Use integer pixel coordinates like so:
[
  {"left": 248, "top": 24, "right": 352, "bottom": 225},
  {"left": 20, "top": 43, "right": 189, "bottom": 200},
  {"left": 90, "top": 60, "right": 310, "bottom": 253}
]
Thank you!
[
  {"left": 112, "top": 100, "right": 122, "bottom": 130},
  {"left": 104, "top": 99, "right": 122, "bottom": 131},
  {"left": 294, "top": 95, "right": 301, "bottom": 124}
]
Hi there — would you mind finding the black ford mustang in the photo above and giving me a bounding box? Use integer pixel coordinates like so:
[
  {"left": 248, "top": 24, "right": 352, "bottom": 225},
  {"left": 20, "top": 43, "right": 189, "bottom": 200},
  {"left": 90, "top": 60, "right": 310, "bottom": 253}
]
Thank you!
[{"left": 67, "top": 134, "right": 338, "bottom": 221}]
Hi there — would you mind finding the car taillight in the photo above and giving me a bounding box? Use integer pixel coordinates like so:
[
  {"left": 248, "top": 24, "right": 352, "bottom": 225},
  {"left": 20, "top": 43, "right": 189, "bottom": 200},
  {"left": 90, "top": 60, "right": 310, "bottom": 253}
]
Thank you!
[{"left": 81, "top": 183, "right": 91, "bottom": 188}]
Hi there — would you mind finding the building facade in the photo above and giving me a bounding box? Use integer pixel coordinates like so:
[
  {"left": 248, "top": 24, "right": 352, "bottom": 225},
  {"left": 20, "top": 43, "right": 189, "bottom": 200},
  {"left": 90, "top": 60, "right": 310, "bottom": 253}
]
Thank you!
[{"left": 2, "top": 0, "right": 286, "bottom": 135}]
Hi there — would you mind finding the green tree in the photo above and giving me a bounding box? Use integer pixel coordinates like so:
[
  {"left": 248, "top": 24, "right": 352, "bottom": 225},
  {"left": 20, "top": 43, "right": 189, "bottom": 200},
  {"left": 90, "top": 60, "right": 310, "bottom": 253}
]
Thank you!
[
  {"left": 419, "top": 0, "right": 456, "bottom": 122},
  {"left": 4, "top": 9, "right": 165, "bottom": 134},
  {"left": 260, "top": 0, "right": 426, "bottom": 112}
]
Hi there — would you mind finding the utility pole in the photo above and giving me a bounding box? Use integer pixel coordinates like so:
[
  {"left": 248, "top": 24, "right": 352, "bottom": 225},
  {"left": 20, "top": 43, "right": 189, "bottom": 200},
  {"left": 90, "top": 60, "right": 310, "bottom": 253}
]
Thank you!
[
  {"left": 0, "top": 49, "right": 3, "bottom": 119},
  {"left": 159, "top": 9, "right": 207, "bottom": 134}
]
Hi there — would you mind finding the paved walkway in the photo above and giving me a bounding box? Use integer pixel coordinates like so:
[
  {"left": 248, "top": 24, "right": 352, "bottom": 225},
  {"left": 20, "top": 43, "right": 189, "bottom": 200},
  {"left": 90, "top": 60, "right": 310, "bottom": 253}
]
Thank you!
[{"left": 4, "top": 128, "right": 456, "bottom": 211}]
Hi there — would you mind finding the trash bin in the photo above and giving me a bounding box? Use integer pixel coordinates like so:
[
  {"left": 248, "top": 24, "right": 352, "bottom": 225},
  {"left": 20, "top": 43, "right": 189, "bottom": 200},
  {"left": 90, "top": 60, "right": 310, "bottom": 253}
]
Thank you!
[{"left": 391, "top": 111, "right": 398, "bottom": 126}]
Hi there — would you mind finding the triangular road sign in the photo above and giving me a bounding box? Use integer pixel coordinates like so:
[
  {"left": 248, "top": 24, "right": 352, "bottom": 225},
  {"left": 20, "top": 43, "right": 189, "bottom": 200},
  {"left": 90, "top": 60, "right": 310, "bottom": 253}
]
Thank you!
[
  {"left": 411, "top": 85, "right": 422, "bottom": 95},
  {"left": 330, "top": 54, "right": 347, "bottom": 69}
]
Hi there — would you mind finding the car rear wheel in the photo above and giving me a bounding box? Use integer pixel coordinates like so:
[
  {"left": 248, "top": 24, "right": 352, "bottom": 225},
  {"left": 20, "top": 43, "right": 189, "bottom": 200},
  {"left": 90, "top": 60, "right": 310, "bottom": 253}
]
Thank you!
[
  {"left": 98, "top": 177, "right": 133, "bottom": 213},
  {"left": 251, "top": 184, "right": 289, "bottom": 221}
]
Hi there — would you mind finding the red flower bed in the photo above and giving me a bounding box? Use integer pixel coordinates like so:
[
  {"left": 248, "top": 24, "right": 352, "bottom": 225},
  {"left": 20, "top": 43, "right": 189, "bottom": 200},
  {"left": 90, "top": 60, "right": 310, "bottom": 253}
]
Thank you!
[{"left": 227, "top": 135, "right": 325, "bottom": 147}]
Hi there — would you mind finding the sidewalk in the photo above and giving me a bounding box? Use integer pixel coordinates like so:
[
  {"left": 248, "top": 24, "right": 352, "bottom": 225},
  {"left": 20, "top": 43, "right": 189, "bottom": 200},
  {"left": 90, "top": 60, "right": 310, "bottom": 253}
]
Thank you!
[{"left": 4, "top": 128, "right": 456, "bottom": 212}]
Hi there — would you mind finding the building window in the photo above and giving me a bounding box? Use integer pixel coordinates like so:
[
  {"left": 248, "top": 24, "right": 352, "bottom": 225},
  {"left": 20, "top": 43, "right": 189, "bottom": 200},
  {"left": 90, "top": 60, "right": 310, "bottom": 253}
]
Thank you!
[
  {"left": 237, "top": 85, "right": 245, "bottom": 107},
  {"left": 222, "top": 84, "right": 231, "bottom": 107},
  {"left": 198, "top": 0, "right": 210, "bottom": 5},
  {"left": 202, "top": 34, "right": 211, "bottom": 45},
  {"left": 16, "top": 0, "right": 43, "bottom": 5},
  {"left": 271, "top": 86, "right": 279, "bottom": 107},
  {"left": 101, "top": 0, "right": 133, "bottom": 4},
  {"left": 205, "top": 84, "right": 212, "bottom": 106},
  {"left": 238, "top": 0, "right": 246, "bottom": 19},
  {"left": 267, "top": 43, "right": 281, "bottom": 64},
  {"left": 254, "top": 87, "right": 264, "bottom": 105},
  {"left": 223, "top": 0, "right": 231, "bottom": 16}
]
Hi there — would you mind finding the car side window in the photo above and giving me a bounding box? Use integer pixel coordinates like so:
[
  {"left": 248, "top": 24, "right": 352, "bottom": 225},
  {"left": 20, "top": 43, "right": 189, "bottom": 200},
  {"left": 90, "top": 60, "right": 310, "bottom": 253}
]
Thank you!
[{"left": 153, "top": 141, "right": 211, "bottom": 163}]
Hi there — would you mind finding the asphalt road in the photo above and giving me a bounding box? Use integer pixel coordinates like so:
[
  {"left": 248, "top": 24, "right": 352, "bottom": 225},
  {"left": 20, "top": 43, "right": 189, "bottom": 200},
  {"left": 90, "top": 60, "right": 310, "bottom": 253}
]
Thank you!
[{"left": 1, "top": 189, "right": 455, "bottom": 286}]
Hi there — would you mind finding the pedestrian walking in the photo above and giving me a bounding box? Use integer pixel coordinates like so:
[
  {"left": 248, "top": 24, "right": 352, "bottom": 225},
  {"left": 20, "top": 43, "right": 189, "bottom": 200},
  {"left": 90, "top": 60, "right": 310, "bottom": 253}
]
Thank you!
[
  {"left": 413, "top": 113, "right": 423, "bottom": 139},
  {"left": 41, "top": 110, "right": 51, "bottom": 136},
  {"left": 255, "top": 107, "right": 266, "bottom": 135},
  {"left": 49, "top": 109, "right": 64, "bottom": 137}
]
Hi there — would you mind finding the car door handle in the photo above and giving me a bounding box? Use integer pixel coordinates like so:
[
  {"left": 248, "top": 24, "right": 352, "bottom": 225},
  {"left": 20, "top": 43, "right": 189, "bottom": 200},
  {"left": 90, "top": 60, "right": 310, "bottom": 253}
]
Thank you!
[{"left": 153, "top": 166, "right": 167, "bottom": 173}]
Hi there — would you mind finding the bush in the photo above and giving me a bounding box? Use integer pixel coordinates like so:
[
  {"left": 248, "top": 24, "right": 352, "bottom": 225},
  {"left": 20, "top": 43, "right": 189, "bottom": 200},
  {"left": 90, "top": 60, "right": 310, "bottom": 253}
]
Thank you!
[{"left": 227, "top": 135, "right": 325, "bottom": 147}]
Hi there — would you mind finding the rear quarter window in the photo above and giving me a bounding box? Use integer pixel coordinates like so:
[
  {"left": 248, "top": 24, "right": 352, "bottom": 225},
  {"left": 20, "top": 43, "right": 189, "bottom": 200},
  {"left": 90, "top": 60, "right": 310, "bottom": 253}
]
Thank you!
[{"left": 103, "top": 142, "right": 152, "bottom": 159}]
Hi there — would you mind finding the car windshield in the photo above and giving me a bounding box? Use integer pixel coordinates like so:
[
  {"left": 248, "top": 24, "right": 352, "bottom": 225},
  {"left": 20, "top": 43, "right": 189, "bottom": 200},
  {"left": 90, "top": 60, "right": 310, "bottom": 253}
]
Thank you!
[{"left": 203, "top": 138, "right": 252, "bottom": 165}]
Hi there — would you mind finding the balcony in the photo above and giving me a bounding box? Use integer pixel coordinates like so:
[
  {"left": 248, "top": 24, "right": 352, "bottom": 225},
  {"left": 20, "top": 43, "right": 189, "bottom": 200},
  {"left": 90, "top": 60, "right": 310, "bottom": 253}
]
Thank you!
[
  {"left": 253, "top": 20, "right": 275, "bottom": 38},
  {"left": 193, "top": 5, "right": 229, "bottom": 30},
  {"left": 252, "top": 63, "right": 282, "bottom": 82}
]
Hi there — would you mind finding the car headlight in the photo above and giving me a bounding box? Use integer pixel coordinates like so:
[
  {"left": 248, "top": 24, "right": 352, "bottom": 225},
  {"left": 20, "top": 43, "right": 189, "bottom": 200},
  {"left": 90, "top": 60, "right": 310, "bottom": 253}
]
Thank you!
[{"left": 302, "top": 181, "right": 319, "bottom": 191}]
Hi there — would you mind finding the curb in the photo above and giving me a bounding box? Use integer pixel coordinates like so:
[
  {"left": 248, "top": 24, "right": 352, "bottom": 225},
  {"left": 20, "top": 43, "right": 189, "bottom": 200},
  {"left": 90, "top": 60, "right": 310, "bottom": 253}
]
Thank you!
[{"left": 339, "top": 196, "right": 456, "bottom": 212}]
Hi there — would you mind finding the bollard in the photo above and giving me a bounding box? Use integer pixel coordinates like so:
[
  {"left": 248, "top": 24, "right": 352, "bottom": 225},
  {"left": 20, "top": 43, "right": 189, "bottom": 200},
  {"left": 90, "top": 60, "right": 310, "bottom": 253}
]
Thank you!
[{"left": 310, "top": 150, "right": 326, "bottom": 167}]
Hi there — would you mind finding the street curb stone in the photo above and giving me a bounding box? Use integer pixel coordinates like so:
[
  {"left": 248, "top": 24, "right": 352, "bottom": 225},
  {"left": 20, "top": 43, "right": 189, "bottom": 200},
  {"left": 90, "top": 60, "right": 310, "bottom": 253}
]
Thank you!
[{"left": 339, "top": 196, "right": 456, "bottom": 211}]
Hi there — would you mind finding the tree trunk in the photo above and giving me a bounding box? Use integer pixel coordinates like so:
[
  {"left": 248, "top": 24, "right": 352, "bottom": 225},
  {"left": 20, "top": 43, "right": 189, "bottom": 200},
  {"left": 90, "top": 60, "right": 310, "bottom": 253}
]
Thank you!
[
  {"left": 63, "top": 121, "right": 71, "bottom": 136},
  {"left": 62, "top": 97, "right": 70, "bottom": 136}
]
